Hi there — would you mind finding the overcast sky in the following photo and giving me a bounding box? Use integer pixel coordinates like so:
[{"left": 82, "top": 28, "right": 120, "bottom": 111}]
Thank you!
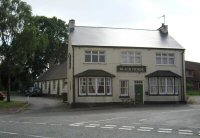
[{"left": 23, "top": 0, "right": 200, "bottom": 62}]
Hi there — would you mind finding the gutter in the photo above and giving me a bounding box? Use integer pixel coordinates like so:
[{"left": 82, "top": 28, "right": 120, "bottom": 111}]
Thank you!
[{"left": 72, "top": 47, "right": 75, "bottom": 106}]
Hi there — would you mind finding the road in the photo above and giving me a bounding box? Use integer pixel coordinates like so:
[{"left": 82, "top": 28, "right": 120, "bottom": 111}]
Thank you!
[{"left": 0, "top": 96, "right": 200, "bottom": 138}]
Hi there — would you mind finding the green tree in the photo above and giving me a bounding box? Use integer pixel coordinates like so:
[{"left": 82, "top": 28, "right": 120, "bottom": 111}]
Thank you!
[
  {"left": 32, "top": 16, "right": 68, "bottom": 65},
  {"left": 0, "top": 0, "right": 32, "bottom": 102}
]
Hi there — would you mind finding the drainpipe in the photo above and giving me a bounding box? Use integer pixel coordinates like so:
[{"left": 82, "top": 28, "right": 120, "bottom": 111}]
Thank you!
[
  {"left": 181, "top": 50, "right": 186, "bottom": 103},
  {"left": 72, "top": 47, "right": 75, "bottom": 107}
]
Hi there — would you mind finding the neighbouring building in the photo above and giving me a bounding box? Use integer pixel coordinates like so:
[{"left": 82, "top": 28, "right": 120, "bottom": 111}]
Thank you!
[
  {"left": 36, "top": 63, "right": 67, "bottom": 96},
  {"left": 185, "top": 61, "right": 200, "bottom": 90},
  {"left": 67, "top": 20, "right": 186, "bottom": 106}
]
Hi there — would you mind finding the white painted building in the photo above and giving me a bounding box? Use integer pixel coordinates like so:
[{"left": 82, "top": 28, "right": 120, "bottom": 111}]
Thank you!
[
  {"left": 36, "top": 63, "right": 67, "bottom": 96},
  {"left": 67, "top": 20, "right": 186, "bottom": 106}
]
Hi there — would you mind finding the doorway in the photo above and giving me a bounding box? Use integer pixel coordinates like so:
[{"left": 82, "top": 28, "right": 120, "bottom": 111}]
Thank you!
[{"left": 134, "top": 80, "right": 143, "bottom": 104}]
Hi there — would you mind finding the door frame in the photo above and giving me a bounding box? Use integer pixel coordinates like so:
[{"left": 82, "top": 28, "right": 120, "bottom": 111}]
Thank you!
[{"left": 134, "top": 80, "right": 144, "bottom": 104}]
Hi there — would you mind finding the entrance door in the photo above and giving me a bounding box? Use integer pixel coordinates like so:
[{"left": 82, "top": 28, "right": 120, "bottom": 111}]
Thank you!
[{"left": 134, "top": 81, "right": 143, "bottom": 104}]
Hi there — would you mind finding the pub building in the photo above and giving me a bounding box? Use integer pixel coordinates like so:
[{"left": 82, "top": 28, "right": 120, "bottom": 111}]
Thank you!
[{"left": 66, "top": 20, "right": 186, "bottom": 106}]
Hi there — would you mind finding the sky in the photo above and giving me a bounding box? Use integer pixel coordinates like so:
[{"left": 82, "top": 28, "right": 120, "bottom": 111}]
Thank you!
[{"left": 23, "top": 0, "right": 200, "bottom": 62}]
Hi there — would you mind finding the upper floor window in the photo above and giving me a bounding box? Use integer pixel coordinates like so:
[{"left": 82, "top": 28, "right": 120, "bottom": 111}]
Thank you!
[
  {"left": 156, "top": 53, "right": 175, "bottom": 65},
  {"left": 85, "top": 50, "right": 105, "bottom": 63},
  {"left": 121, "top": 51, "right": 141, "bottom": 64}
]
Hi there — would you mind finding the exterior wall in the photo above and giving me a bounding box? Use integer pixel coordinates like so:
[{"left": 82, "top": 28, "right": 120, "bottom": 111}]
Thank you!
[
  {"left": 38, "top": 79, "right": 67, "bottom": 96},
  {"left": 67, "top": 34, "right": 74, "bottom": 104},
  {"left": 72, "top": 47, "right": 184, "bottom": 103}
]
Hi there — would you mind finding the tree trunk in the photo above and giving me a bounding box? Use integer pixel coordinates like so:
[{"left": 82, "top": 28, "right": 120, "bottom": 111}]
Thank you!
[{"left": 7, "top": 74, "right": 11, "bottom": 102}]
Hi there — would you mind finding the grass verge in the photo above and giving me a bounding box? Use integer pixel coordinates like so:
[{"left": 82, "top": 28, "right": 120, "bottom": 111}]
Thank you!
[
  {"left": 186, "top": 90, "right": 200, "bottom": 96},
  {"left": 0, "top": 101, "right": 27, "bottom": 109}
]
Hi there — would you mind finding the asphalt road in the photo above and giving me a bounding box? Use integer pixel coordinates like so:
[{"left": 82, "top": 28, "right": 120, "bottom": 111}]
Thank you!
[{"left": 0, "top": 96, "right": 200, "bottom": 138}]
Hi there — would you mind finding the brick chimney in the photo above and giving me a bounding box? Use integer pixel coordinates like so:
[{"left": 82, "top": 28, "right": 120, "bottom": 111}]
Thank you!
[
  {"left": 158, "top": 23, "right": 168, "bottom": 34},
  {"left": 69, "top": 19, "right": 75, "bottom": 33}
]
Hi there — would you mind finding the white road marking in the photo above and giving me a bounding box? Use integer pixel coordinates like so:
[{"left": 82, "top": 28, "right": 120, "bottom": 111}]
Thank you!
[
  {"left": 100, "top": 126, "right": 114, "bottom": 129},
  {"left": 104, "top": 125, "right": 116, "bottom": 127},
  {"left": 178, "top": 132, "right": 193, "bottom": 135},
  {"left": 36, "top": 123, "right": 46, "bottom": 125},
  {"left": 178, "top": 129, "right": 193, "bottom": 133},
  {"left": 137, "top": 129, "right": 152, "bottom": 132},
  {"left": 139, "top": 127, "right": 154, "bottom": 130},
  {"left": 119, "top": 128, "right": 132, "bottom": 130},
  {"left": 121, "top": 126, "right": 135, "bottom": 128},
  {"left": 74, "top": 123, "right": 84, "bottom": 125},
  {"left": 75, "top": 117, "right": 127, "bottom": 124},
  {"left": 85, "top": 125, "right": 97, "bottom": 128},
  {"left": 158, "top": 130, "right": 172, "bottom": 133},
  {"left": 27, "top": 134, "right": 53, "bottom": 138},
  {"left": 0, "top": 131, "right": 17, "bottom": 135},
  {"left": 158, "top": 128, "right": 172, "bottom": 131},
  {"left": 139, "top": 119, "right": 147, "bottom": 122},
  {"left": 50, "top": 124, "right": 62, "bottom": 126},
  {"left": 69, "top": 124, "right": 81, "bottom": 126},
  {"left": 88, "top": 124, "right": 100, "bottom": 126}
]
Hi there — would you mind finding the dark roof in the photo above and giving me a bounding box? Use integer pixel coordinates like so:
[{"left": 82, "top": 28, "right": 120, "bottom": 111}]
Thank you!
[
  {"left": 37, "top": 63, "right": 67, "bottom": 81},
  {"left": 75, "top": 69, "right": 115, "bottom": 77},
  {"left": 71, "top": 26, "right": 184, "bottom": 50},
  {"left": 185, "top": 61, "right": 200, "bottom": 70},
  {"left": 146, "top": 70, "right": 181, "bottom": 78}
]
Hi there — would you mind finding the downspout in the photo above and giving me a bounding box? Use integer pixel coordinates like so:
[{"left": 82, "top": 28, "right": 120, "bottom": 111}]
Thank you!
[
  {"left": 72, "top": 47, "right": 75, "bottom": 106},
  {"left": 181, "top": 50, "right": 186, "bottom": 103}
]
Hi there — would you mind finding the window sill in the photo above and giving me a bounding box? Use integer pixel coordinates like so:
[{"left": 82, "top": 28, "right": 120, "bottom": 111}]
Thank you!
[
  {"left": 156, "top": 64, "right": 176, "bottom": 66},
  {"left": 119, "top": 96, "right": 130, "bottom": 98},
  {"left": 83, "top": 62, "right": 107, "bottom": 65}
]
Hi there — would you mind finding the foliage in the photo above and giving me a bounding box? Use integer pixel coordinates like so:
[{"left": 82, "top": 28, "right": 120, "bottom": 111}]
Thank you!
[
  {"left": 186, "top": 90, "right": 200, "bottom": 96},
  {"left": 0, "top": 0, "right": 68, "bottom": 97}
]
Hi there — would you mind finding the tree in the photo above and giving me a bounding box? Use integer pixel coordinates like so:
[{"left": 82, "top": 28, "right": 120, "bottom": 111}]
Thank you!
[
  {"left": 0, "top": 0, "right": 32, "bottom": 102},
  {"left": 32, "top": 16, "right": 68, "bottom": 65}
]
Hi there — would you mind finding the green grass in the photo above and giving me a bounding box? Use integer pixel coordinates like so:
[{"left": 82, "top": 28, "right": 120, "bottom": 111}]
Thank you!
[
  {"left": 0, "top": 101, "right": 27, "bottom": 109},
  {"left": 186, "top": 90, "right": 200, "bottom": 96}
]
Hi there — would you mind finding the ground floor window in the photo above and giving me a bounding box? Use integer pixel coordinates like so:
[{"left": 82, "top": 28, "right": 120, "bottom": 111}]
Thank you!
[
  {"left": 79, "top": 77, "right": 112, "bottom": 96},
  {"left": 120, "top": 80, "right": 129, "bottom": 96},
  {"left": 149, "top": 77, "right": 180, "bottom": 95}
]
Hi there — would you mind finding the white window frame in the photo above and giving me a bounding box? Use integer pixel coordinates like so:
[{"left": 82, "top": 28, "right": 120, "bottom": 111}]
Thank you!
[
  {"left": 121, "top": 51, "right": 141, "bottom": 64},
  {"left": 85, "top": 50, "right": 105, "bottom": 63},
  {"left": 79, "top": 77, "right": 112, "bottom": 96},
  {"left": 120, "top": 80, "right": 129, "bottom": 96},
  {"left": 149, "top": 77, "right": 180, "bottom": 95},
  {"left": 79, "top": 78, "right": 87, "bottom": 96},
  {"left": 149, "top": 78, "right": 158, "bottom": 95},
  {"left": 156, "top": 53, "right": 175, "bottom": 65}
]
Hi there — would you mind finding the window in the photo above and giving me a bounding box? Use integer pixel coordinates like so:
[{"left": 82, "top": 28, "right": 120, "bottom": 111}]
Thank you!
[
  {"left": 85, "top": 51, "right": 105, "bottom": 63},
  {"left": 156, "top": 53, "right": 175, "bottom": 65},
  {"left": 149, "top": 77, "right": 180, "bottom": 95},
  {"left": 121, "top": 51, "right": 141, "bottom": 64},
  {"left": 62, "top": 79, "right": 67, "bottom": 88},
  {"left": 120, "top": 80, "right": 129, "bottom": 96},
  {"left": 79, "top": 77, "right": 112, "bottom": 96},
  {"left": 149, "top": 78, "right": 158, "bottom": 95},
  {"left": 53, "top": 80, "right": 56, "bottom": 89},
  {"left": 68, "top": 54, "right": 71, "bottom": 69},
  {"left": 175, "top": 78, "right": 180, "bottom": 95},
  {"left": 45, "top": 81, "right": 47, "bottom": 89},
  {"left": 79, "top": 78, "right": 87, "bottom": 95}
]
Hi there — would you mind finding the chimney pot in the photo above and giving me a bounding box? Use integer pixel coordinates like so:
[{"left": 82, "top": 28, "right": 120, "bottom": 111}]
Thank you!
[
  {"left": 69, "top": 19, "right": 75, "bottom": 33},
  {"left": 158, "top": 23, "right": 168, "bottom": 34}
]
